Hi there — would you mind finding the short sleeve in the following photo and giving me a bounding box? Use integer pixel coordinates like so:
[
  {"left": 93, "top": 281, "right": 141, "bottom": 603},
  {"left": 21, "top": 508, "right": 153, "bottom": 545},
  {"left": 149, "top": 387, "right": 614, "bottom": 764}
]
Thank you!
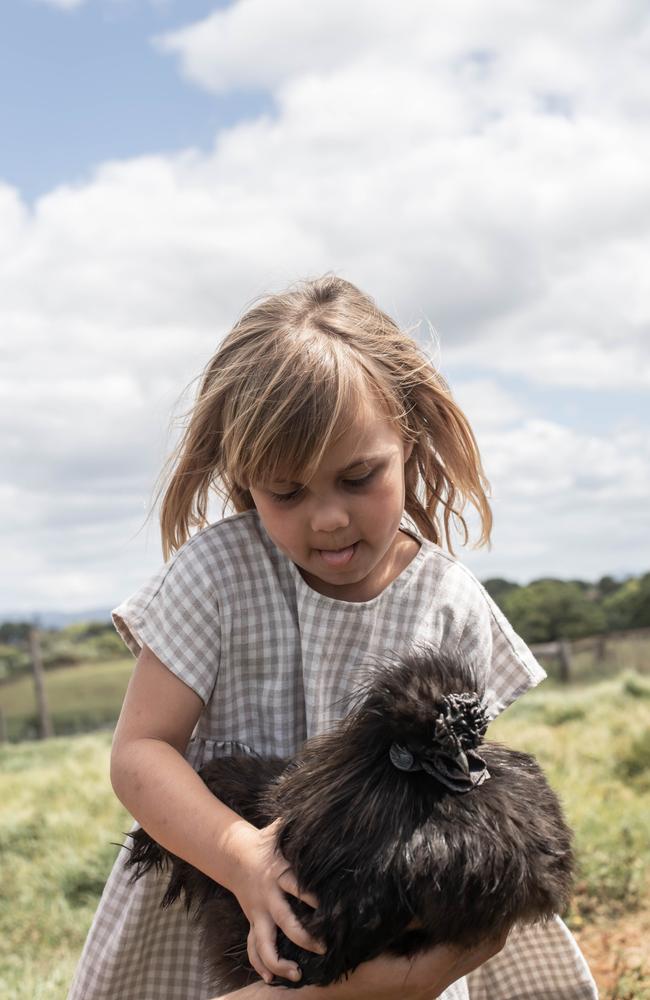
[
  {"left": 449, "top": 565, "right": 547, "bottom": 719},
  {"left": 112, "top": 540, "right": 221, "bottom": 706}
]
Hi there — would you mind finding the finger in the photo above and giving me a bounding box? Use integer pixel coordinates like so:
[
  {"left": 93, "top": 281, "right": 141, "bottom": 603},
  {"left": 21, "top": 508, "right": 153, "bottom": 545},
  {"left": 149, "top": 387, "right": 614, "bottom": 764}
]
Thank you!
[
  {"left": 247, "top": 928, "right": 273, "bottom": 985},
  {"left": 274, "top": 899, "right": 327, "bottom": 956},
  {"left": 277, "top": 868, "right": 320, "bottom": 911},
  {"left": 253, "top": 913, "right": 303, "bottom": 983}
]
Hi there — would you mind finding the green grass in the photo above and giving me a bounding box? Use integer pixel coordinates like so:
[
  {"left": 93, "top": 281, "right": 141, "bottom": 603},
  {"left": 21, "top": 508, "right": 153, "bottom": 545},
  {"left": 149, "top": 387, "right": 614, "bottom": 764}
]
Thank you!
[
  {"left": 1, "top": 672, "right": 649, "bottom": 998},
  {"left": 0, "top": 658, "right": 132, "bottom": 741},
  {"left": 538, "top": 634, "right": 650, "bottom": 684},
  {"left": 0, "top": 732, "right": 130, "bottom": 1000},
  {"left": 490, "top": 676, "right": 650, "bottom": 926}
]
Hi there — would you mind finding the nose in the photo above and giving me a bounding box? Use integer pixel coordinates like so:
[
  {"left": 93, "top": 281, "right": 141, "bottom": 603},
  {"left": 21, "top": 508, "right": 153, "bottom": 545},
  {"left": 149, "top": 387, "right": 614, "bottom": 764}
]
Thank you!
[{"left": 309, "top": 495, "right": 350, "bottom": 535}]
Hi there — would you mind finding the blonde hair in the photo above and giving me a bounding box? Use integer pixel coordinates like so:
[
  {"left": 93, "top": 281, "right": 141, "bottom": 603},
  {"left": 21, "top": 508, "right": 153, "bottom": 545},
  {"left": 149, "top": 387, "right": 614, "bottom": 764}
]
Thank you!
[{"left": 158, "top": 274, "right": 492, "bottom": 560}]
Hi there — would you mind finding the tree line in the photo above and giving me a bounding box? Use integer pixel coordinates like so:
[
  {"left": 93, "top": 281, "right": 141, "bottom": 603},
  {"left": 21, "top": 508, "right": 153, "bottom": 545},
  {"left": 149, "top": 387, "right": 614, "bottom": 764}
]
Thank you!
[
  {"left": 0, "top": 621, "right": 124, "bottom": 684},
  {"left": 483, "top": 572, "right": 650, "bottom": 644}
]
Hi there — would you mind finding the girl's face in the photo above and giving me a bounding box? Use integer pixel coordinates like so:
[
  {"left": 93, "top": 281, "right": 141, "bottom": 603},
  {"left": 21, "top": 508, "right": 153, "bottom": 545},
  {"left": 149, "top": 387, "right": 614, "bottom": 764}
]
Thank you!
[{"left": 249, "top": 397, "right": 417, "bottom": 602}]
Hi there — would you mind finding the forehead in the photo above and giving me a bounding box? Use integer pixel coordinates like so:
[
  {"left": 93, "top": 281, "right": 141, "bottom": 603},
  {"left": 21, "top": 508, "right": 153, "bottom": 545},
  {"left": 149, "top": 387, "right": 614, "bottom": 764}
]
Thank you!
[{"left": 324, "top": 406, "right": 402, "bottom": 466}]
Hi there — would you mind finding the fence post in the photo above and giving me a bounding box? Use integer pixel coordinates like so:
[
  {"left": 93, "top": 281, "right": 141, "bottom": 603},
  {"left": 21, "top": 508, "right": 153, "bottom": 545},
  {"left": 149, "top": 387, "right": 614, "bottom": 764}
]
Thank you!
[
  {"left": 557, "top": 638, "right": 572, "bottom": 684},
  {"left": 29, "top": 627, "right": 53, "bottom": 739}
]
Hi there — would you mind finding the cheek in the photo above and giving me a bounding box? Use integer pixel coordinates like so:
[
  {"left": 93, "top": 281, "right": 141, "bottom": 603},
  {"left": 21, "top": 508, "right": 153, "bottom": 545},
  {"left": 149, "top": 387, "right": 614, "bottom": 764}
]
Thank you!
[
  {"left": 250, "top": 494, "right": 278, "bottom": 533},
  {"left": 257, "top": 503, "right": 282, "bottom": 535},
  {"left": 374, "top": 467, "right": 407, "bottom": 506},
  {"left": 361, "top": 477, "right": 406, "bottom": 528},
  {"left": 254, "top": 499, "right": 301, "bottom": 550}
]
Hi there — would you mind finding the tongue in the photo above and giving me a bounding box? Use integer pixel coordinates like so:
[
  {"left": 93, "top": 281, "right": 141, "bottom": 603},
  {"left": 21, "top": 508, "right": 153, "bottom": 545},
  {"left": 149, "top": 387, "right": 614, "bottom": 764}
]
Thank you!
[{"left": 320, "top": 545, "right": 355, "bottom": 566}]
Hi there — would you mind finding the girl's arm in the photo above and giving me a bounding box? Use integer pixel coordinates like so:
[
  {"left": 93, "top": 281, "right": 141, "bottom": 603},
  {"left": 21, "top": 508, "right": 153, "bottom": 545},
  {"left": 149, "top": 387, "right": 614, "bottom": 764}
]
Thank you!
[
  {"left": 212, "top": 932, "right": 508, "bottom": 1000},
  {"left": 110, "top": 644, "right": 324, "bottom": 985}
]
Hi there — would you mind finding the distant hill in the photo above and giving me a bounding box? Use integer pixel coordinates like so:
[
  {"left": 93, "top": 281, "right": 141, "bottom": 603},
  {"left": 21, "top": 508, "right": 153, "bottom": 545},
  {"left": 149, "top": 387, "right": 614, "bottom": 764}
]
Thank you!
[{"left": 0, "top": 609, "right": 113, "bottom": 629}]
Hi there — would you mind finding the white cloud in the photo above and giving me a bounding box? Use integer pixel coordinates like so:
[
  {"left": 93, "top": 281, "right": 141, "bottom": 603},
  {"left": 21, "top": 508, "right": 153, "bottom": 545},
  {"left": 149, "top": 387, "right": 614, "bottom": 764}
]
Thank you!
[
  {"left": 2, "top": 1, "right": 650, "bottom": 610},
  {"left": 157, "top": 0, "right": 649, "bottom": 112},
  {"left": 464, "top": 420, "right": 650, "bottom": 582},
  {"left": 484, "top": 420, "right": 649, "bottom": 504},
  {"left": 450, "top": 379, "right": 527, "bottom": 432},
  {"left": 153, "top": 1, "right": 650, "bottom": 388},
  {"left": 34, "top": 0, "right": 87, "bottom": 9}
]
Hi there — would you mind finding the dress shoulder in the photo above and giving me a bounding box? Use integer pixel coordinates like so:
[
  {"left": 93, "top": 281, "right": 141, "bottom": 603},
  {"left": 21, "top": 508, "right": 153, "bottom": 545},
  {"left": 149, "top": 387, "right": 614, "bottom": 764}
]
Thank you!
[
  {"left": 414, "top": 540, "right": 547, "bottom": 717},
  {"left": 111, "top": 511, "right": 270, "bottom": 705}
]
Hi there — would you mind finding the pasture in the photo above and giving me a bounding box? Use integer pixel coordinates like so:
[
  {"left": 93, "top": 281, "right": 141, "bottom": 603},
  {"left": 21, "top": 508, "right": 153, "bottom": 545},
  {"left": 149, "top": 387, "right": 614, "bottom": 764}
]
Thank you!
[
  {"left": 0, "top": 658, "right": 132, "bottom": 742},
  {"left": 0, "top": 661, "right": 649, "bottom": 998}
]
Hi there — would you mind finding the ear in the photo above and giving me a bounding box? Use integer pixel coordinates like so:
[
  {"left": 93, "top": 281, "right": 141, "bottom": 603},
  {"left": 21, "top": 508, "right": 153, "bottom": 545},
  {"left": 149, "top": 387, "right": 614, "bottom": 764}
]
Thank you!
[{"left": 403, "top": 439, "right": 414, "bottom": 463}]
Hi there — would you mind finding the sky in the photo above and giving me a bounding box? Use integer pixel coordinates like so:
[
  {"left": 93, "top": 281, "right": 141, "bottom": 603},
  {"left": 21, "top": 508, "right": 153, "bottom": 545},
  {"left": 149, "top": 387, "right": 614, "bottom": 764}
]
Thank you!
[{"left": 1, "top": 0, "right": 649, "bottom": 616}]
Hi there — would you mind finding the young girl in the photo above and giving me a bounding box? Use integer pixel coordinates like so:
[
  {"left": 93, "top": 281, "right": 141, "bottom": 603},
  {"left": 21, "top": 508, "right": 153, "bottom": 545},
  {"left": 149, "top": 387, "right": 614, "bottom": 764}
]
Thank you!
[{"left": 69, "top": 275, "right": 597, "bottom": 1000}]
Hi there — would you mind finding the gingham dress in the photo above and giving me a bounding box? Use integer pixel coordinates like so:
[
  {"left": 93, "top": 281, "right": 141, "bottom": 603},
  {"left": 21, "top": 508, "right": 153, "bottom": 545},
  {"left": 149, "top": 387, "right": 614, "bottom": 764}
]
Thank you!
[{"left": 68, "top": 511, "right": 598, "bottom": 1000}]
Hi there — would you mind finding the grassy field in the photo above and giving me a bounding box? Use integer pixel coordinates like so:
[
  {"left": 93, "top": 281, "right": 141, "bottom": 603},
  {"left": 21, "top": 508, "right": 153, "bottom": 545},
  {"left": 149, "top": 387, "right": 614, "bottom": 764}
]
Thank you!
[
  {"left": 536, "top": 632, "right": 650, "bottom": 685},
  {"left": 0, "top": 658, "right": 133, "bottom": 741},
  {"left": 1, "top": 668, "right": 649, "bottom": 998},
  {"left": 0, "top": 731, "right": 128, "bottom": 999},
  {"left": 489, "top": 674, "right": 650, "bottom": 999}
]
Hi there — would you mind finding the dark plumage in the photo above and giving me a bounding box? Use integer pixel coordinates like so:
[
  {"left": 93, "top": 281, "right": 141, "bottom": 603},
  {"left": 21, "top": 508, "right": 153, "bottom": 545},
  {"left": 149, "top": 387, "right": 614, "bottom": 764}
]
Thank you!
[{"left": 125, "top": 649, "right": 574, "bottom": 992}]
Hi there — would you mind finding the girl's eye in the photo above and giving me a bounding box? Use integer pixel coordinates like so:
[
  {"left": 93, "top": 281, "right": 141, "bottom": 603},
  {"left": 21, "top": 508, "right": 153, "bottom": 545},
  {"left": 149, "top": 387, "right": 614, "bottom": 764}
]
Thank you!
[
  {"left": 269, "top": 488, "right": 304, "bottom": 504},
  {"left": 344, "top": 470, "right": 375, "bottom": 489},
  {"left": 268, "top": 470, "right": 375, "bottom": 503}
]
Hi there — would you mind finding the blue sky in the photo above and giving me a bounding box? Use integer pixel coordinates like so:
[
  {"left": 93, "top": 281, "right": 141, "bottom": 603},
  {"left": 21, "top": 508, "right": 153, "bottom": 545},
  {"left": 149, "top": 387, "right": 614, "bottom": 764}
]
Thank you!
[
  {"left": 2, "top": 0, "right": 267, "bottom": 201},
  {"left": 1, "top": 0, "right": 649, "bottom": 615}
]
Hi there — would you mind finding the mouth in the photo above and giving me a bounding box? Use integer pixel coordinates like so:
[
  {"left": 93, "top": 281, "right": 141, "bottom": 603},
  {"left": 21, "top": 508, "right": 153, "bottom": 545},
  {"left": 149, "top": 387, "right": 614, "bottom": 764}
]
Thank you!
[{"left": 317, "top": 542, "right": 357, "bottom": 567}]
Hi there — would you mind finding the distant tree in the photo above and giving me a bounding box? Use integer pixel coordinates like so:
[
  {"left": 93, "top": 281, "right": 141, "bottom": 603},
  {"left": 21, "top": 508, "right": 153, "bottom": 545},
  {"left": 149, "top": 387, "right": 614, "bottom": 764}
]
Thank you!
[
  {"left": 61, "top": 621, "right": 115, "bottom": 643},
  {"left": 482, "top": 578, "right": 520, "bottom": 609},
  {"left": 0, "top": 643, "right": 30, "bottom": 681},
  {"left": 597, "top": 575, "right": 623, "bottom": 598},
  {"left": 603, "top": 574, "right": 650, "bottom": 631},
  {"left": 502, "top": 580, "right": 607, "bottom": 644},
  {"left": 0, "top": 622, "right": 31, "bottom": 645}
]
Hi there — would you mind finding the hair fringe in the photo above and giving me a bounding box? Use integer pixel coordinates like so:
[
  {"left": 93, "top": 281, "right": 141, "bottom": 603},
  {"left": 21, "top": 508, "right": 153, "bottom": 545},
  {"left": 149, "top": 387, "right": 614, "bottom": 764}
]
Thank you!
[{"left": 156, "top": 274, "right": 492, "bottom": 560}]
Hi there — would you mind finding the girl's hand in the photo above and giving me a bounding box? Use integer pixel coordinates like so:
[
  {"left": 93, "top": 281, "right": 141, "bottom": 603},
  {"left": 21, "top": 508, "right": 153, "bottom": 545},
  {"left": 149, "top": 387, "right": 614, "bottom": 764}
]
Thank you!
[
  {"left": 228, "top": 817, "right": 326, "bottom": 985},
  {"left": 211, "top": 929, "right": 508, "bottom": 1000}
]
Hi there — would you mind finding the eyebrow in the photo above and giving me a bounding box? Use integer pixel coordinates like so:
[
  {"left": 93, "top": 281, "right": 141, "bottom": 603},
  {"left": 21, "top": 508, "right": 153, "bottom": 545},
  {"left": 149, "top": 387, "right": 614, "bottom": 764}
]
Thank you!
[{"left": 339, "top": 453, "right": 385, "bottom": 473}]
